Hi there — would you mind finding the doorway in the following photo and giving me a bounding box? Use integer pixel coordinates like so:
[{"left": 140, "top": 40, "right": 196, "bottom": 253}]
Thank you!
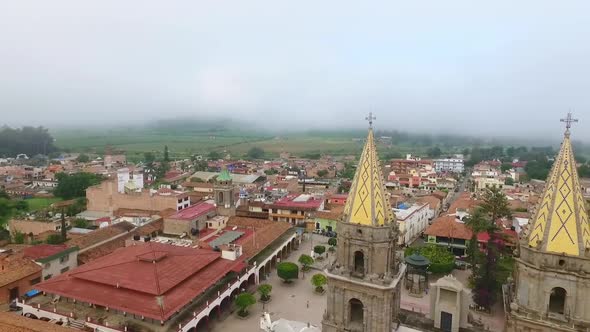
[
  {"left": 440, "top": 311, "right": 452, "bottom": 332},
  {"left": 9, "top": 287, "right": 19, "bottom": 301}
]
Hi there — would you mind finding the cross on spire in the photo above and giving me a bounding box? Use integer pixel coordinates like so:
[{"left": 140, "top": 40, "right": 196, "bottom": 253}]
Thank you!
[
  {"left": 365, "top": 112, "right": 376, "bottom": 129},
  {"left": 560, "top": 112, "right": 579, "bottom": 136}
]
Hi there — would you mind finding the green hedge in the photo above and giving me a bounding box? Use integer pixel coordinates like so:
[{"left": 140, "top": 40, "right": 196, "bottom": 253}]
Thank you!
[{"left": 405, "top": 244, "right": 455, "bottom": 274}]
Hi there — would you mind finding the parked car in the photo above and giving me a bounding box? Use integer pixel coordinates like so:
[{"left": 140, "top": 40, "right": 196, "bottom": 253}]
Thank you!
[{"left": 454, "top": 260, "right": 471, "bottom": 270}]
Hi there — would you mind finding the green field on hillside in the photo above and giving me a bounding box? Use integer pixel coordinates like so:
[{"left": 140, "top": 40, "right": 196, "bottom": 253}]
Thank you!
[
  {"left": 24, "top": 197, "right": 63, "bottom": 212},
  {"left": 52, "top": 127, "right": 430, "bottom": 160}
]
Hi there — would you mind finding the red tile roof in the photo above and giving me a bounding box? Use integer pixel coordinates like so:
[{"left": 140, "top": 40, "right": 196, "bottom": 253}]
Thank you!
[
  {"left": 425, "top": 216, "right": 473, "bottom": 240},
  {"left": 78, "top": 219, "right": 163, "bottom": 264},
  {"left": 35, "top": 242, "right": 244, "bottom": 321},
  {"left": 270, "top": 194, "right": 323, "bottom": 211},
  {"left": 227, "top": 217, "right": 292, "bottom": 259},
  {"left": 168, "top": 202, "right": 215, "bottom": 221},
  {"left": 0, "top": 254, "right": 42, "bottom": 287},
  {"left": 23, "top": 244, "right": 69, "bottom": 261}
]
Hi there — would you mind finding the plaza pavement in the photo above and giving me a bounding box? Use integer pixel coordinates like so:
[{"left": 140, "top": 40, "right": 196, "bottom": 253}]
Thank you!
[
  {"left": 211, "top": 233, "right": 505, "bottom": 332},
  {"left": 213, "top": 233, "right": 330, "bottom": 331}
]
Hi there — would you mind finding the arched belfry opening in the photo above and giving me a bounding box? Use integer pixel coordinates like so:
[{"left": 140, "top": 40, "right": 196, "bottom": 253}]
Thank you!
[
  {"left": 549, "top": 287, "right": 567, "bottom": 315},
  {"left": 354, "top": 251, "right": 364, "bottom": 274},
  {"left": 349, "top": 298, "right": 364, "bottom": 323}
]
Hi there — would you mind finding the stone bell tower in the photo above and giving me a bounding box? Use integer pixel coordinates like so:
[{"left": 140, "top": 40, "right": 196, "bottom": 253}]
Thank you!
[
  {"left": 507, "top": 113, "right": 590, "bottom": 332},
  {"left": 323, "top": 114, "right": 405, "bottom": 332},
  {"left": 214, "top": 167, "right": 236, "bottom": 216}
]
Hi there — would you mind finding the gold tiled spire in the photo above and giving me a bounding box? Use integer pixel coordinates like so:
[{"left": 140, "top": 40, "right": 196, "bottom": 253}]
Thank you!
[
  {"left": 343, "top": 117, "right": 394, "bottom": 226},
  {"left": 527, "top": 115, "right": 590, "bottom": 256}
]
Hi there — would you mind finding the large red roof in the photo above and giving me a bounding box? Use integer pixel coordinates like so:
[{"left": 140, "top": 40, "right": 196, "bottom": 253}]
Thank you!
[
  {"left": 35, "top": 242, "right": 245, "bottom": 321},
  {"left": 168, "top": 202, "right": 216, "bottom": 221},
  {"left": 23, "top": 244, "right": 69, "bottom": 261}
]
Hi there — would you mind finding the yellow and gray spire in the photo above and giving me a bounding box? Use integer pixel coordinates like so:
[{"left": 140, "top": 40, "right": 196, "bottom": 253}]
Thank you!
[
  {"left": 343, "top": 114, "right": 395, "bottom": 226},
  {"left": 527, "top": 113, "right": 590, "bottom": 256}
]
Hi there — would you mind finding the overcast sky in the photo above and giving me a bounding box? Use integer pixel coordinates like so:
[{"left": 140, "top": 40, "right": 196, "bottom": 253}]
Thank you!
[{"left": 1, "top": 1, "right": 589, "bottom": 142}]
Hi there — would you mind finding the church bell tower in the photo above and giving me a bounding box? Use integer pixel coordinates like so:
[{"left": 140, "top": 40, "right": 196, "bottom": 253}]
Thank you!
[
  {"left": 323, "top": 114, "right": 405, "bottom": 332},
  {"left": 507, "top": 113, "right": 590, "bottom": 331},
  {"left": 214, "top": 167, "right": 236, "bottom": 216}
]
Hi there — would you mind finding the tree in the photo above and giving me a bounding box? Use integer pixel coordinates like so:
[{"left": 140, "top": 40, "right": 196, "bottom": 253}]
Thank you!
[
  {"left": 525, "top": 160, "right": 552, "bottom": 180},
  {"left": 246, "top": 147, "right": 265, "bottom": 160},
  {"left": 505, "top": 177, "right": 515, "bottom": 186},
  {"left": 427, "top": 146, "right": 442, "bottom": 158},
  {"left": 0, "top": 126, "right": 57, "bottom": 157},
  {"left": 46, "top": 233, "right": 65, "bottom": 245},
  {"left": 0, "top": 197, "right": 17, "bottom": 228},
  {"left": 298, "top": 254, "right": 314, "bottom": 273},
  {"left": 328, "top": 237, "right": 337, "bottom": 252},
  {"left": 470, "top": 188, "right": 513, "bottom": 310},
  {"left": 12, "top": 230, "right": 25, "bottom": 244},
  {"left": 73, "top": 218, "right": 90, "bottom": 229},
  {"left": 54, "top": 173, "right": 103, "bottom": 199},
  {"left": 317, "top": 169, "right": 328, "bottom": 177},
  {"left": 314, "top": 245, "right": 326, "bottom": 258},
  {"left": 257, "top": 284, "right": 272, "bottom": 302},
  {"left": 234, "top": 292, "right": 256, "bottom": 317},
  {"left": 464, "top": 208, "right": 489, "bottom": 266},
  {"left": 500, "top": 163, "right": 512, "bottom": 173},
  {"left": 277, "top": 262, "right": 299, "bottom": 283},
  {"left": 208, "top": 151, "right": 222, "bottom": 160},
  {"left": 144, "top": 152, "right": 156, "bottom": 165},
  {"left": 341, "top": 162, "right": 356, "bottom": 180},
  {"left": 163, "top": 145, "right": 170, "bottom": 162},
  {"left": 66, "top": 197, "right": 87, "bottom": 217},
  {"left": 404, "top": 244, "right": 455, "bottom": 274},
  {"left": 480, "top": 187, "right": 512, "bottom": 222},
  {"left": 311, "top": 273, "right": 327, "bottom": 293},
  {"left": 264, "top": 168, "right": 279, "bottom": 175},
  {"left": 579, "top": 164, "right": 590, "bottom": 178},
  {"left": 14, "top": 200, "right": 28, "bottom": 211},
  {"left": 76, "top": 154, "right": 90, "bottom": 163}
]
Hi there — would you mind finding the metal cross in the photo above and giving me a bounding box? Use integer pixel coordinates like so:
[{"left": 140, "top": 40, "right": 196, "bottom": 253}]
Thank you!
[
  {"left": 560, "top": 112, "right": 578, "bottom": 135},
  {"left": 365, "top": 112, "right": 376, "bottom": 129}
]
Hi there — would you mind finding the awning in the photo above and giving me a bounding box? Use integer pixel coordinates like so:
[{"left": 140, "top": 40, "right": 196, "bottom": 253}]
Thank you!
[{"left": 24, "top": 289, "right": 40, "bottom": 298}]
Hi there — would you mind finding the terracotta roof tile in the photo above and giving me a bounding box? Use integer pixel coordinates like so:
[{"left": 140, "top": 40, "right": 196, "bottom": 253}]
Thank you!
[
  {"left": 448, "top": 197, "right": 481, "bottom": 214},
  {"left": 67, "top": 222, "right": 135, "bottom": 250},
  {"left": 416, "top": 195, "right": 441, "bottom": 209},
  {"left": 227, "top": 217, "right": 292, "bottom": 259},
  {"left": 78, "top": 219, "right": 163, "bottom": 264},
  {"left": 36, "top": 242, "right": 244, "bottom": 321},
  {"left": 23, "top": 244, "right": 69, "bottom": 260},
  {"left": 0, "top": 253, "right": 42, "bottom": 287},
  {"left": 425, "top": 216, "right": 472, "bottom": 240}
]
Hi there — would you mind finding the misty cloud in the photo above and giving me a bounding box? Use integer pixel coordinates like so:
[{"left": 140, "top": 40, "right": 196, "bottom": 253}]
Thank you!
[{"left": 1, "top": 1, "right": 589, "bottom": 142}]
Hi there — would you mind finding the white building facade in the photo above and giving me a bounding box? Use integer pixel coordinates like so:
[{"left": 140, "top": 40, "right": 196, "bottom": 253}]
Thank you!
[
  {"left": 434, "top": 158, "right": 465, "bottom": 173},
  {"left": 394, "top": 203, "right": 430, "bottom": 245}
]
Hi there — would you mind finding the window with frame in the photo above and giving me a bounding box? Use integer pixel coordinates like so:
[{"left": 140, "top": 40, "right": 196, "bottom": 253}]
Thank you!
[{"left": 59, "top": 254, "right": 69, "bottom": 263}]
